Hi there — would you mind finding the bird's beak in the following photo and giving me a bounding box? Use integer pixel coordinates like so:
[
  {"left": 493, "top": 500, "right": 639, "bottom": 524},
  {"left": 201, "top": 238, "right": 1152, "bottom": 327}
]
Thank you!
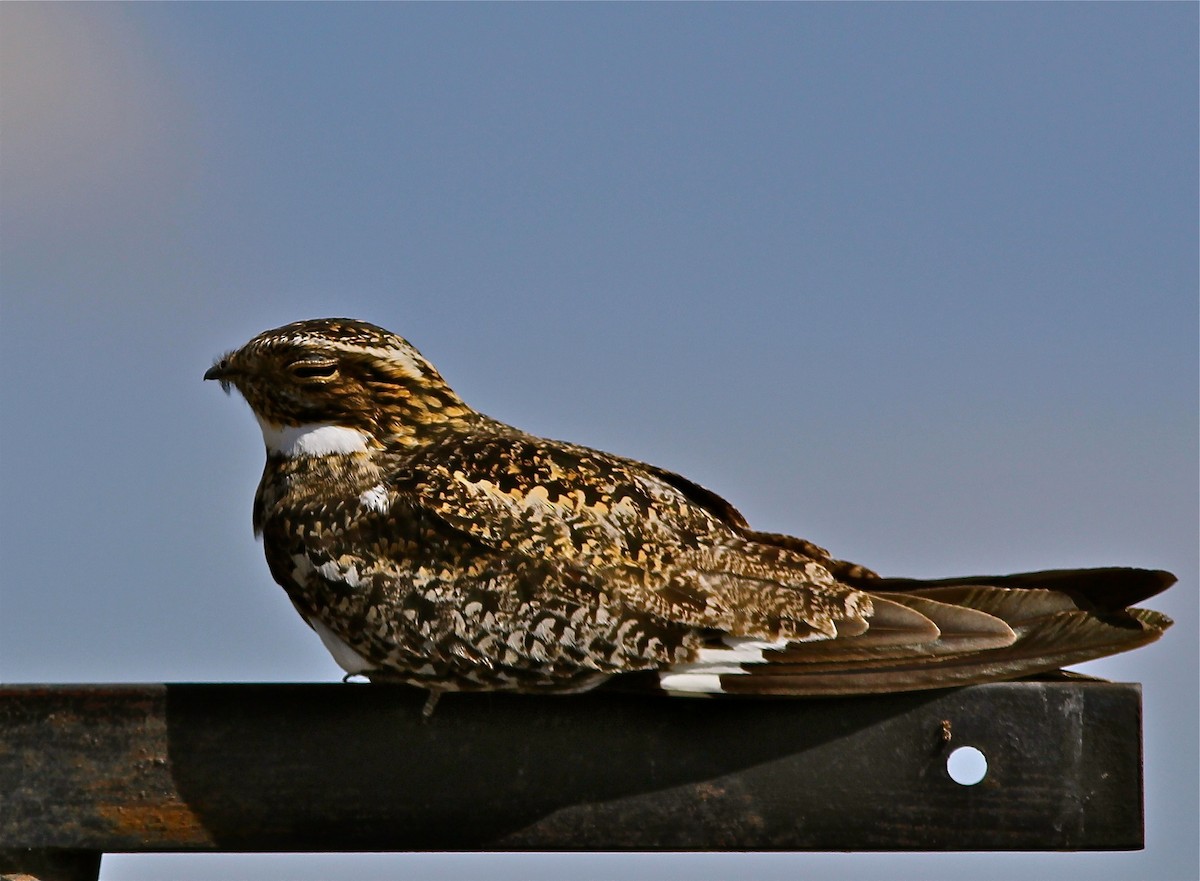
[
  {"left": 205, "top": 357, "right": 238, "bottom": 393},
  {"left": 205, "top": 352, "right": 239, "bottom": 382}
]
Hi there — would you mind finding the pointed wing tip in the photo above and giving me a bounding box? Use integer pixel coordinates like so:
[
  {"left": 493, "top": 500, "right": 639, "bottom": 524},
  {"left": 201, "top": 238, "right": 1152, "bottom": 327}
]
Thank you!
[{"left": 1151, "top": 569, "right": 1177, "bottom": 591}]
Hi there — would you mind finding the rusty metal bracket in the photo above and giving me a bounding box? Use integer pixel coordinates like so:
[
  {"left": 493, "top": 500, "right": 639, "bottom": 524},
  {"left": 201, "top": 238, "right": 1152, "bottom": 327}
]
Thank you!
[{"left": 0, "top": 681, "right": 1144, "bottom": 877}]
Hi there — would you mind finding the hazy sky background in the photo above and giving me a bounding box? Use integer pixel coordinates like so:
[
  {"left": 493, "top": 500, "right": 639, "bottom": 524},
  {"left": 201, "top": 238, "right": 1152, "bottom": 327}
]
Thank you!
[{"left": 1, "top": 4, "right": 1196, "bottom": 880}]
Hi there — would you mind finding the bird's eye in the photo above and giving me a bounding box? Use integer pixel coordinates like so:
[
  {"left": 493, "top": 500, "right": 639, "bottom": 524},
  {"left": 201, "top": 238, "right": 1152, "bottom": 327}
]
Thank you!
[{"left": 289, "top": 359, "right": 339, "bottom": 380}]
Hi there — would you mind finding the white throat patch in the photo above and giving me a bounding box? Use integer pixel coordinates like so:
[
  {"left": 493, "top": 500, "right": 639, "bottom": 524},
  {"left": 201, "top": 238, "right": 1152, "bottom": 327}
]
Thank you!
[{"left": 256, "top": 417, "right": 371, "bottom": 457}]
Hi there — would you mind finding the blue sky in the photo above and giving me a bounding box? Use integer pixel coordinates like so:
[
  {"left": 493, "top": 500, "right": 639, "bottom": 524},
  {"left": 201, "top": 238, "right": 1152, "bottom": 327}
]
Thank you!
[{"left": 1, "top": 4, "right": 1196, "bottom": 880}]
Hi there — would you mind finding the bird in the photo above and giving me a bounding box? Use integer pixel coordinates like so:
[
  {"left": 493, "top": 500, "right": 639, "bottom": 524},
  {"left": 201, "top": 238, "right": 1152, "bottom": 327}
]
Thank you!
[{"left": 205, "top": 318, "right": 1174, "bottom": 710}]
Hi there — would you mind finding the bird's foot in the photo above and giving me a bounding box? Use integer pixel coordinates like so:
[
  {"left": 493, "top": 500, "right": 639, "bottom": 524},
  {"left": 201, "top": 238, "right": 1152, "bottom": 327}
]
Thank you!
[{"left": 421, "top": 689, "right": 444, "bottom": 720}]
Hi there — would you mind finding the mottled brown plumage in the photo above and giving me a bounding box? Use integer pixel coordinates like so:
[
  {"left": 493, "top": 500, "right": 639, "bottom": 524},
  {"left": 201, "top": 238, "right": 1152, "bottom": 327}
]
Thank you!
[{"left": 205, "top": 318, "right": 1174, "bottom": 700}]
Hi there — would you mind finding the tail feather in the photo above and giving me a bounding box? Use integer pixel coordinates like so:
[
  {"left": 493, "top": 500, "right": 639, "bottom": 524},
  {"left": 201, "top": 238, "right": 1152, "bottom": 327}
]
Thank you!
[
  {"left": 861, "top": 567, "right": 1176, "bottom": 611},
  {"left": 657, "top": 566, "right": 1174, "bottom": 697}
]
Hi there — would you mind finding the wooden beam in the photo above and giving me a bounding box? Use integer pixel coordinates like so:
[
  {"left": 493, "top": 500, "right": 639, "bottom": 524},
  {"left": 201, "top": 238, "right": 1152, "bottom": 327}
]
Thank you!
[
  {"left": 0, "top": 681, "right": 1143, "bottom": 859},
  {"left": 0, "top": 849, "right": 100, "bottom": 881}
]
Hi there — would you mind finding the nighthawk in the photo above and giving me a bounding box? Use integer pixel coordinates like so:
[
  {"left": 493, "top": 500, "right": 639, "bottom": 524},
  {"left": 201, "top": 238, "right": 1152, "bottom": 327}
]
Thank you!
[{"left": 206, "top": 318, "right": 1174, "bottom": 704}]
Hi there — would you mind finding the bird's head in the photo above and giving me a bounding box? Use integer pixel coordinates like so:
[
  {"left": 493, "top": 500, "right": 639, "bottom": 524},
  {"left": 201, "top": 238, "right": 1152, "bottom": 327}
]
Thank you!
[{"left": 205, "top": 318, "right": 473, "bottom": 456}]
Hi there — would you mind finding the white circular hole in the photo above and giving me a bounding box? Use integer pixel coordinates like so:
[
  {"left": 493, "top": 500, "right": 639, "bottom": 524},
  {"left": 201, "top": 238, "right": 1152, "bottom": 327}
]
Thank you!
[{"left": 947, "top": 745, "right": 988, "bottom": 786}]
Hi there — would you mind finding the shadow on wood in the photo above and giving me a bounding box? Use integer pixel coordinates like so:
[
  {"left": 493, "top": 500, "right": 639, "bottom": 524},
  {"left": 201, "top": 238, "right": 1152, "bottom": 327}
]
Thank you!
[{"left": 0, "top": 681, "right": 1144, "bottom": 870}]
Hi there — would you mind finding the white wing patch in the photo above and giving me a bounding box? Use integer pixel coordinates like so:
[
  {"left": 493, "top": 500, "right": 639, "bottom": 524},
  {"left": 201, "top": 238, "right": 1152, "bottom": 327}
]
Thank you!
[
  {"left": 658, "top": 672, "right": 724, "bottom": 694},
  {"left": 256, "top": 417, "right": 371, "bottom": 457},
  {"left": 658, "top": 636, "right": 789, "bottom": 695},
  {"left": 308, "top": 617, "right": 373, "bottom": 674},
  {"left": 677, "top": 635, "right": 789, "bottom": 671}
]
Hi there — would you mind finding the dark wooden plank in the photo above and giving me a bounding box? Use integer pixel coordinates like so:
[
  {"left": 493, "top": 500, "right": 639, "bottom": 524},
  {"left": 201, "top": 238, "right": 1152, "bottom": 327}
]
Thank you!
[
  {"left": 0, "top": 681, "right": 1143, "bottom": 853},
  {"left": 0, "top": 848, "right": 101, "bottom": 881}
]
